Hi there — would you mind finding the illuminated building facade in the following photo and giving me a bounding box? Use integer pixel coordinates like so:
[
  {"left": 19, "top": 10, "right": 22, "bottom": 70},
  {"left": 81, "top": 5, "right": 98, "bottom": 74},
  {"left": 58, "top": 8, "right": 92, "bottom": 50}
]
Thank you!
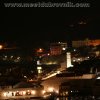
[
  {"left": 72, "top": 39, "right": 100, "bottom": 47},
  {"left": 0, "top": 82, "right": 44, "bottom": 99},
  {"left": 50, "top": 42, "right": 67, "bottom": 55}
]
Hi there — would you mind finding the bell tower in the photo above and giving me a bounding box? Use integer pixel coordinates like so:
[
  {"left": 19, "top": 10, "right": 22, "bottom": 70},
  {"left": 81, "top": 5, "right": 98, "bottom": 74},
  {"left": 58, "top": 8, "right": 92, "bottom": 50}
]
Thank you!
[{"left": 66, "top": 52, "right": 72, "bottom": 68}]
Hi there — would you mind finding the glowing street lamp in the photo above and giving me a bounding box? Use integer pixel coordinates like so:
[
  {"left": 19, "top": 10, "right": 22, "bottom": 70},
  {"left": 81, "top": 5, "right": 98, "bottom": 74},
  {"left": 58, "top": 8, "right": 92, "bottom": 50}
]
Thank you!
[
  {"left": 37, "top": 48, "right": 43, "bottom": 53},
  {"left": 47, "top": 53, "right": 50, "bottom": 56},
  {"left": 62, "top": 47, "right": 66, "bottom": 50}
]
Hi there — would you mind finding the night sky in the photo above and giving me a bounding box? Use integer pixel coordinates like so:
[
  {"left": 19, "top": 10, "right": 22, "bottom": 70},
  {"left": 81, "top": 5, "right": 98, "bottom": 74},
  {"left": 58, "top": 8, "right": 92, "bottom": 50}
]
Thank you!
[{"left": 0, "top": 7, "right": 100, "bottom": 47}]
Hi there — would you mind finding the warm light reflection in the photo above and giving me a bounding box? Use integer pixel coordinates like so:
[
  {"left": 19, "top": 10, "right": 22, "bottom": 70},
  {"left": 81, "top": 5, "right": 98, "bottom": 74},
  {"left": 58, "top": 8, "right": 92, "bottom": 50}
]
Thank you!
[
  {"left": 57, "top": 71, "right": 61, "bottom": 74},
  {"left": 42, "top": 90, "right": 46, "bottom": 94},
  {"left": 0, "top": 45, "right": 3, "bottom": 49},
  {"left": 48, "top": 87, "right": 54, "bottom": 92},
  {"left": 27, "top": 90, "right": 30, "bottom": 92},
  {"left": 47, "top": 61, "right": 57, "bottom": 65},
  {"left": 3, "top": 91, "right": 12, "bottom": 97},
  {"left": 2, "top": 89, "right": 42, "bottom": 98},
  {"left": 31, "top": 90, "right": 36, "bottom": 95},
  {"left": 3, "top": 92, "right": 6, "bottom": 97},
  {"left": 23, "top": 91, "right": 26, "bottom": 95},
  {"left": 55, "top": 90, "right": 59, "bottom": 94}
]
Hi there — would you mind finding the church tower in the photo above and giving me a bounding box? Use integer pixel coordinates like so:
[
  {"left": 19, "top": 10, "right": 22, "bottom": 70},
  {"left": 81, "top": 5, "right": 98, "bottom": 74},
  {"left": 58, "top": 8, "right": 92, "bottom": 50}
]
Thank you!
[{"left": 66, "top": 52, "right": 72, "bottom": 68}]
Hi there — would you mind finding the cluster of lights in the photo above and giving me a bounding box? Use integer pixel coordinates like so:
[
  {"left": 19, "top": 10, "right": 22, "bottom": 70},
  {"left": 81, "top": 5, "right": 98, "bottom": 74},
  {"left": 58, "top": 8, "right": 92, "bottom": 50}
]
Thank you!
[
  {"left": 2, "top": 87, "right": 59, "bottom": 99},
  {"left": 71, "top": 90, "right": 79, "bottom": 93},
  {"left": 47, "top": 87, "right": 59, "bottom": 94},
  {"left": 43, "top": 87, "right": 59, "bottom": 98},
  {"left": 1, "top": 55, "right": 21, "bottom": 62},
  {"left": 43, "top": 93, "right": 51, "bottom": 98},
  {"left": 2, "top": 90, "right": 37, "bottom": 97},
  {"left": 72, "top": 58, "right": 82, "bottom": 62},
  {"left": 2, "top": 89, "right": 48, "bottom": 98},
  {"left": 72, "top": 56, "right": 90, "bottom": 62},
  {"left": 61, "top": 91, "right": 68, "bottom": 96}
]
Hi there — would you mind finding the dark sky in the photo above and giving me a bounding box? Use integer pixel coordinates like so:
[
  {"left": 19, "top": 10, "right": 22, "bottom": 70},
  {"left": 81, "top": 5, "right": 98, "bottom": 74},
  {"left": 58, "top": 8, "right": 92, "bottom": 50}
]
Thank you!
[{"left": 0, "top": 8, "right": 100, "bottom": 47}]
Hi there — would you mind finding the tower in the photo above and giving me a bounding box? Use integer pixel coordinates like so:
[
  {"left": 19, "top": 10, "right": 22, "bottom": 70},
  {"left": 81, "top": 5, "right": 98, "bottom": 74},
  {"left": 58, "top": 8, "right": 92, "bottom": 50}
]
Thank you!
[
  {"left": 66, "top": 52, "right": 72, "bottom": 68},
  {"left": 37, "top": 60, "right": 42, "bottom": 79}
]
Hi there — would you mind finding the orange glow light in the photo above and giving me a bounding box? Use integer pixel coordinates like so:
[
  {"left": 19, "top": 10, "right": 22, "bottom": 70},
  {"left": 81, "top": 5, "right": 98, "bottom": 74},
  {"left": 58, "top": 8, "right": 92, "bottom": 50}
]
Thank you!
[
  {"left": 37, "top": 48, "right": 43, "bottom": 53},
  {"left": 0, "top": 45, "right": 3, "bottom": 49}
]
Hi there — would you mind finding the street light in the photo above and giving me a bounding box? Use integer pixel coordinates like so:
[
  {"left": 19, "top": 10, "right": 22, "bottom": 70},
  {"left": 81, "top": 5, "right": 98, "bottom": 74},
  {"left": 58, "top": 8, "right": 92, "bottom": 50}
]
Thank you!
[
  {"left": 62, "top": 47, "right": 66, "bottom": 50},
  {"left": 37, "top": 48, "right": 43, "bottom": 53}
]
